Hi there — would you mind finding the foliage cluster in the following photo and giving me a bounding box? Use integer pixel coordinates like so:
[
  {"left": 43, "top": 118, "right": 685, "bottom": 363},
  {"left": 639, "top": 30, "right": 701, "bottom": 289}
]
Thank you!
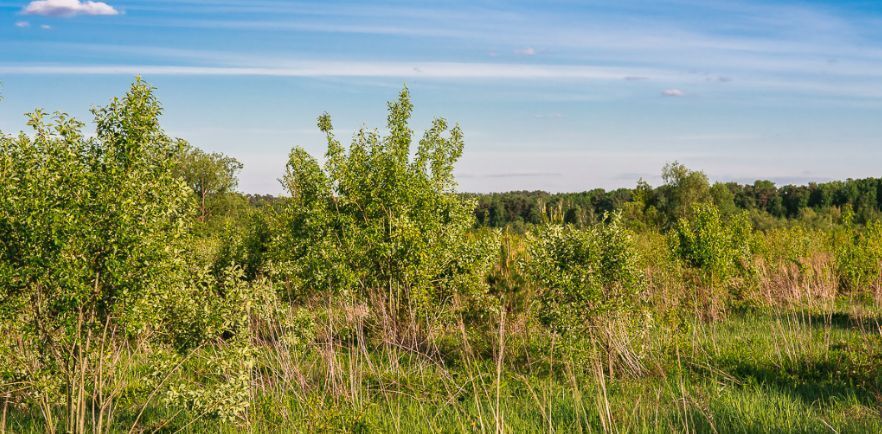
[
  {"left": 0, "top": 80, "right": 271, "bottom": 431},
  {"left": 526, "top": 214, "right": 643, "bottom": 335},
  {"left": 835, "top": 220, "right": 882, "bottom": 296},
  {"left": 265, "top": 88, "right": 498, "bottom": 340}
]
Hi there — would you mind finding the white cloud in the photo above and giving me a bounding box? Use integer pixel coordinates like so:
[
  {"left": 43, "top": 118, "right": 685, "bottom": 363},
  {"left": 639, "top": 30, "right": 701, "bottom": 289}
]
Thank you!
[
  {"left": 515, "top": 47, "right": 537, "bottom": 56},
  {"left": 1, "top": 59, "right": 881, "bottom": 99},
  {"left": 23, "top": 0, "right": 119, "bottom": 17},
  {"left": 41, "top": 24, "right": 53, "bottom": 30},
  {"left": 15, "top": 21, "right": 31, "bottom": 28},
  {"left": 534, "top": 113, "right": 565, "bottom": 119},
  {"left": 0, "top": 62, "right": 673, "bottom": 81}
]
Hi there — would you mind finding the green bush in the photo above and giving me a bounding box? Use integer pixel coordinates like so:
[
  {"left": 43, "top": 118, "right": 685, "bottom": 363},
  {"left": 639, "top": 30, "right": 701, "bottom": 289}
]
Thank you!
[
  {"left": 755, "top": 226, "right": 828, "bottom": 267},
  {"left": 670, "top": 203, "right": 753, "bottom": 317},
  {"left": 524, "top": 214, "right": 648, "bottom": 376},
  {"left": 268, "top": 87, "right": 498, "bottom": 335},
  {"left": 212, "top": 207, "right": 273, "bottom": 281},
  {"left": 526, "top": 214, "right": 644, "bottom": 335},
  {"left": 835, "top": 220, "right": 882, "bottom": 295},
  {"left": 0, "top": 79, "right": 268, "bottom": 430}
]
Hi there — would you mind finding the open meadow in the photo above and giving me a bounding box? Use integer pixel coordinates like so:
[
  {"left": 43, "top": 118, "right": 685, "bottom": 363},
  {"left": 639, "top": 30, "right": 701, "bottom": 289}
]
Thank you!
[{"left": 2, "top": 81, "right": 881, "bottom": 433}]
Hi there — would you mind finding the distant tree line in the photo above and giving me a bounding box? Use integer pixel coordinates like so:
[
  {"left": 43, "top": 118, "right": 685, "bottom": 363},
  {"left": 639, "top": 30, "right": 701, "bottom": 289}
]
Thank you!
[
  {"left": 471, "top": 163, "right": 882, "bottom": 230},
  {"left": 469, "top": 189, "right": 633, "bottom": 230}
]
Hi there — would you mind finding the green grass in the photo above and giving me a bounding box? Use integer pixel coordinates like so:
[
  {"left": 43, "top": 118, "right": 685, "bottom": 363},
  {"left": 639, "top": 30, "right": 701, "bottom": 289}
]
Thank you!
[{"left": 5, "top": 305, "right": 880, "bottom": 433}]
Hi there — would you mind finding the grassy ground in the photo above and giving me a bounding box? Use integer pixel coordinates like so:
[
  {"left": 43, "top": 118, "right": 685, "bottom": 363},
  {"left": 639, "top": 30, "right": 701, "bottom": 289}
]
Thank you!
[{"left": 8, "top": 304, "right": 877, "bottom": 433}]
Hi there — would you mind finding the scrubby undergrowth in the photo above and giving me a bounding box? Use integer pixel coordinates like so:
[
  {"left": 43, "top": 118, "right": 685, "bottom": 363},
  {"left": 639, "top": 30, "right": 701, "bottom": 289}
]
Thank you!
[{"left": 2, "top": 81, "right": 881, "bottom": 433}]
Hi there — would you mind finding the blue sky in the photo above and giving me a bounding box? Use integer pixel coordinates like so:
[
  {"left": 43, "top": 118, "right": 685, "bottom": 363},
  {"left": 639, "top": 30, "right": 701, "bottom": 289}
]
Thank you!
[{"left": 2, "top": 0, "right": 881, "bottom": 194}]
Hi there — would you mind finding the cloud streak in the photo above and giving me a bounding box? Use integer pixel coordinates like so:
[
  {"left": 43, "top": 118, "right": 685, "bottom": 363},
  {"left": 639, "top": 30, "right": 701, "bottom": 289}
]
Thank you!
[
  {"left": 2, "top": 59, "right": 881, "bottom": 99},
  {"left": 0, "top": 61, "right": 676, "bottom": 80}
]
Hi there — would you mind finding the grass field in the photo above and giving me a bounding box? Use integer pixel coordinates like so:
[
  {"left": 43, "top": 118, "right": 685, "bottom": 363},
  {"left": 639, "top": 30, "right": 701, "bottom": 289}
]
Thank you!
[{"left": 4, "top": 302, "right": 879, "bottom": 433}]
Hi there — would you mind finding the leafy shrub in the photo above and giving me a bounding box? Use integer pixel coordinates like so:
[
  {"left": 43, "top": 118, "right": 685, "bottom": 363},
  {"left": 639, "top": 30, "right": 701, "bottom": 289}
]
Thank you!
[
  {"left": 213, "top": 207, "right": 273, "bottom": 281},
  {"left": 756, "top": 226, "right": 828, "bottom": 267},
  {"left": 0, "top": 80, "right": 198, "bottom": 419},
  {"left": 524, "top": 214, "right": 647, "bottom": 374},
  {"left": 0, "top": 79, "right": 265, "bottom": 430},
  {"left": 635, "top": 230, "right": 688, "bottom": 319},
  {"left": 670, "top": 203, "right": 753, "bottom": 317},
  {"left": 752, "top": 226, "right": 836, "bottom": 305},
  {"left": 527, "top": 214, "right": 643, "bottom": 333},
  {"left": 268, "top": 87, "right": 498, "bottom": 338},
  {"left": 834, "top": 220, "right": 882, "bottom": 297},
  {"left": 157, "top": 266, "right": 290, "bottom": 423},
  {"left": 486, "top": 230, "right": 532, "bottom": 313}
]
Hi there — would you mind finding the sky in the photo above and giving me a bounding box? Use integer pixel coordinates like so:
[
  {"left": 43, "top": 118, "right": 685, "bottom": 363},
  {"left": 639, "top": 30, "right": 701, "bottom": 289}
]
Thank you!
[{"left": 1, "top": 0, "right": 881, "bottom": 194}]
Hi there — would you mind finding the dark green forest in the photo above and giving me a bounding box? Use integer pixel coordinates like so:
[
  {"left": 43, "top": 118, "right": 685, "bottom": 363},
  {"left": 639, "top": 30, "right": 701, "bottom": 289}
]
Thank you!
[{"left": 472, "top": 174, "right": 882, "bottom": 230}]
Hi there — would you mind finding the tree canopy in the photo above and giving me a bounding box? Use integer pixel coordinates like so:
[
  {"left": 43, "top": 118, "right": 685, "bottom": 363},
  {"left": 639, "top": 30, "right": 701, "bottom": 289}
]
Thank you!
[{"left": 175, "top": 144, "right": 244, "bottom": 222}]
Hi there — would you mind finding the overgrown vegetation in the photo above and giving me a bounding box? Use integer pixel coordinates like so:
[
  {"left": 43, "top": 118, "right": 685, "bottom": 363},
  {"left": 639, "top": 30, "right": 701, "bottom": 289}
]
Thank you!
[{"left": 1, "top": 80, "right": 881, "bottom": 433}]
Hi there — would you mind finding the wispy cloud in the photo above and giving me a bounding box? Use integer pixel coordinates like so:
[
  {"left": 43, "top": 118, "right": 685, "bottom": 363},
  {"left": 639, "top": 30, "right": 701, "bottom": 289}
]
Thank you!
[
  {"left": 0, "top": 61, "right": 677, "bottom": 81},
  {"left": 23, "top": 0, "right": 119, "bottom": 17},
  {"left": 146, "top": 18, "right": 478, "bottom": 39},
  {"left": 671, "top": 134, "right": 759, "bottom": 142},
  {"left": 15, "top": 21, "right": 30, "bottom": 28},
  {"left": 3, "top": 57, "right": 881, "bottom": 99},
  {"left": 534, "top": 113, "right": 565, "bottom": 119},
  {"left": 73, "top": 1, "right": 882, "bottom": 92},
  {"left": 457, "top": 171, "right": 563, "bottom": 179}
]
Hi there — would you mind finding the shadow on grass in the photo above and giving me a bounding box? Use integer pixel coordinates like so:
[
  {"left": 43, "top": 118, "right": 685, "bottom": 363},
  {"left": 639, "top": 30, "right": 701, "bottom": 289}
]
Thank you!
[
  {"left": 800, "top": 311, "right": 882, "bottom": 334},
  {"left": 726, "top": 359, "right": 879, "bottom": 406}
]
